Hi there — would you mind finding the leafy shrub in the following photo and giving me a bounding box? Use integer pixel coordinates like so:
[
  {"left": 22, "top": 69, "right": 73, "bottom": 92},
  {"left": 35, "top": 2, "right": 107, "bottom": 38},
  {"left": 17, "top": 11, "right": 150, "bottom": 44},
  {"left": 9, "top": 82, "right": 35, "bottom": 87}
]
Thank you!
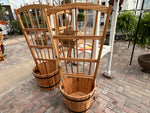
[
  {"left": 77, "top": 13, "right": 85, "bottom": 21},
  {"left": 78, "top": 9, "right": 84, "bottom": 13},
  {"left": 0, "top": 3, "right": 5, "bottom": 14},
  {"left": 116, "top": 11, "right": 138, "bottom": 37},
  {"left": 9, "top": 20, "right": 22, "bottom": 35},
  {"left": 131, "top": 12, "right": 150, "bottom": 48}
]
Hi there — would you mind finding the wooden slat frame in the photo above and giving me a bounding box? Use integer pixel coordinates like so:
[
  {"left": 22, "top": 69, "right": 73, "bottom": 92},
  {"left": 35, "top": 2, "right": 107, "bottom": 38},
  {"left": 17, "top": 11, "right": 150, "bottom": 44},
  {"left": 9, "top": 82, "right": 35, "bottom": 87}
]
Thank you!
[
  {"left": 45, "top": 3, "right": 112, "bottom": 83},
  {"left": 15, "top": 4, "right": 56, "bottom": 74},
  {"left": 54, "top": 35, "right": 103, "bottom": 40}
]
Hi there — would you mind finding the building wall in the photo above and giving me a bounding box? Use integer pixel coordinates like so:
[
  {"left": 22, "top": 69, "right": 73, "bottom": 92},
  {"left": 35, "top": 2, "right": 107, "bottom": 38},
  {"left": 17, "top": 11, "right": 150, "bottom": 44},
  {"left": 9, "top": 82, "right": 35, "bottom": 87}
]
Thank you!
[{"left": 121, "top": 0, "right": 137, "bottom": 10}]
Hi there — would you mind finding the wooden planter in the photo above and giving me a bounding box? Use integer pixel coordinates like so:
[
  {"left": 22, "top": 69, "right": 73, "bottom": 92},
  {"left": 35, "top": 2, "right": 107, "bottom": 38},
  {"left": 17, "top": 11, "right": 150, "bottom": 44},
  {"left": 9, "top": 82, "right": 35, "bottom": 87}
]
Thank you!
[
  {"left": 60, "top": 77, "right": 95, "bottom": 113},
  {"left": 32, "top": 61, "right": 60, "bottom": 91},
  {"left": 138, "top": 54, "right": 150, "bottom": 73}
]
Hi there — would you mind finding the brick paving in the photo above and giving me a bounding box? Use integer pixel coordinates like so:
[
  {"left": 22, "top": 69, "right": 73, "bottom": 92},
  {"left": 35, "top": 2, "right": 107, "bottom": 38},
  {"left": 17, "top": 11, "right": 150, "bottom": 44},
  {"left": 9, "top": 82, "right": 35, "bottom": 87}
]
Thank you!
[
  {"left": 0, "top": 38, "right": 32, "bottom": 71},
  {"left": 0, "top": 39, "right": 150, "bottom": 113}
]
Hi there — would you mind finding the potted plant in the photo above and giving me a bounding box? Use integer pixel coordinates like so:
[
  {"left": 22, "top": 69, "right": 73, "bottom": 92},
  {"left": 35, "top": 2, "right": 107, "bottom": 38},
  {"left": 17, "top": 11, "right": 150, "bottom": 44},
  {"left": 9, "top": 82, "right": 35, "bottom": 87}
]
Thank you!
[{"left": 130, "top": 12, "right": 150, "bottom": 73}]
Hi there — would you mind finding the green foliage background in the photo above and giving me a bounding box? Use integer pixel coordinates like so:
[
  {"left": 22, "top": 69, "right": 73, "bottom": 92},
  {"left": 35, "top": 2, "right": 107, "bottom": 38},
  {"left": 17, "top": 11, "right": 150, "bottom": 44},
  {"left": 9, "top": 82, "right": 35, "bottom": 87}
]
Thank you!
[
  {"left": 116, "top": 11, "right": 138, "bottom": 37},
  {"left": 132, "top": 12, "right": 150, "bottom": 48}
]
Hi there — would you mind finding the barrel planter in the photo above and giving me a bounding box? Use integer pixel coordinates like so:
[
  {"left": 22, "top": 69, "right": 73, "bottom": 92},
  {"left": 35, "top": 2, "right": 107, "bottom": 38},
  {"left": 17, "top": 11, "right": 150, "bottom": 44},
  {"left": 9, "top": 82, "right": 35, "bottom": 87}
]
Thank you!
[
  {"left": 32, "top": 61, "right": 60, "bottom": 91},
  {"left": 138, "top": 54, "right": 150, "bottom": 73},
  {"left": 60, "top": 77, "right": 95, "bottom": 113}
]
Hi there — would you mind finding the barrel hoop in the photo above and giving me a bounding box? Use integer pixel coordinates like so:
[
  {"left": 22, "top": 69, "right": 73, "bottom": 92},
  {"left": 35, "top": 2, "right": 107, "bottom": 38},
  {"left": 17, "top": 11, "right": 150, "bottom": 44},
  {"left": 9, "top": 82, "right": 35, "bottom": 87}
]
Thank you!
[
  {"left": 38, "top": 78, "right": 60, "bottom": 89},
  {"left": 34, "top": 71, "right": 59, "bottom": 79},
  {"left": 66, "top": 101, "right": 93, "bottom": 113},
  {"left": 61, "top": 91, "right": 94, "bottom": 102}
]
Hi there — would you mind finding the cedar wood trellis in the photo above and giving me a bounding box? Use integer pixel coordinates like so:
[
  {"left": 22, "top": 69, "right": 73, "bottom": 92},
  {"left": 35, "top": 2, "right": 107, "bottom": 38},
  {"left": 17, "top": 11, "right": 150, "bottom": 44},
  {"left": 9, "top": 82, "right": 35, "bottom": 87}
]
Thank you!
[
  {"left": 45, "top": 2, "right": 112, "bottom": 88},
  {"left": 14, "top": 3, "right": 74, "bottom": 75}
]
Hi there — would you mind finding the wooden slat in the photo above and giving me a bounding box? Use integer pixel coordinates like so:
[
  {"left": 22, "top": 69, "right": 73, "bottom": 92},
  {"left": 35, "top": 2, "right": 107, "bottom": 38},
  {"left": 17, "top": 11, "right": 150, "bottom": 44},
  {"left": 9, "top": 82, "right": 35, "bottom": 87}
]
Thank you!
[
  {"left": 59, "top": 57, "right": 97, "bottom": 62},
  {"left": 16, "top": 4, "right": 52, "bottom": 13},
  {"left": 61, "top": 14, "right": 63, "bottom": 27},
  {"left": 58, "top": 25, "right": 72, "bottom": 30},
  {"left": 89, "top": 2, "right": 99, "bottom": 75},
  {"left": 35, "top": 58, "right": 56, "bottom": 61},
  {"left": 54, "top": 35, "right": 103, "bottom": 40},
  {"left": 24, "top": 28, "right": 48, "bottom": 31},
  {"left": 46, "top": 3, "right": 111, "bottom": 15},
  {"left": 55, "top": 13, "right": 60, "bottom": 35},
  {"left": 67, "top": 39, "right": 73, "bottom": 73},
  {"left": 62, "top": 73, "right": 93, "bottom": 79},
  {"left": 57, "top": 10, "right": 72, "bottom": 15},
  {"left": 30, "top": 45, "right": 53, "bottom": 48},
  {"left": 60, "top": 40, "right": 68, "bottom": 73}
]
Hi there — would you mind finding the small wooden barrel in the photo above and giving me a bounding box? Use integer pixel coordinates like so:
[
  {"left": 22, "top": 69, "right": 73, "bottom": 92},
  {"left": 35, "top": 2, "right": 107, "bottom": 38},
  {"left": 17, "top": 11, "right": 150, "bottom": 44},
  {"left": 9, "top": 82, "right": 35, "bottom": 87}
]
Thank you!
[
  {"left": 60, "top": 77, "right": 95, "bottom": 113},
  {"left": 32, "top": 61, "right": 60, "bottom": 91}
]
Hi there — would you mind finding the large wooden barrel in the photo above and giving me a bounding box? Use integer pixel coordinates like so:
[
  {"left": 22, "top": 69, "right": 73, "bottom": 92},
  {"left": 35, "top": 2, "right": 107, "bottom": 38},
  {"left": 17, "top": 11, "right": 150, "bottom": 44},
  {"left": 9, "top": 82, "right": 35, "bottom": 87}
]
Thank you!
[
  {"left": 60, "top": 77, "right": 95, "bottom": 113},
  {"left": 32, "top": 61, "right": 60, "bottom": 91}
]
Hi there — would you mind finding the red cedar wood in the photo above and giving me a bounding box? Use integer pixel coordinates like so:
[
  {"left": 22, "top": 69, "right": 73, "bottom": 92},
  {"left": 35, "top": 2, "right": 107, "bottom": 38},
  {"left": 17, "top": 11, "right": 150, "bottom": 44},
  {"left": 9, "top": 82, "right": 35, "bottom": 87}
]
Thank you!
[{"left": 45, "top": 3, "right": 112, "bottom": 90}]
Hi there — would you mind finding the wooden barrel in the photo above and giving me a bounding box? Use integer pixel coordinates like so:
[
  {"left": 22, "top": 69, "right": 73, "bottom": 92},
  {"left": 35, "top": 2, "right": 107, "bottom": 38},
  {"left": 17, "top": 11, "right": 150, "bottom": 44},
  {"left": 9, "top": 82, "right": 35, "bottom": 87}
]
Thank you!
[
  {"left": 32, "top": 61, "right": 60, "bottom": 91},
  {"left": 60, "top": 77, "right": 95, "bottom": 113}
]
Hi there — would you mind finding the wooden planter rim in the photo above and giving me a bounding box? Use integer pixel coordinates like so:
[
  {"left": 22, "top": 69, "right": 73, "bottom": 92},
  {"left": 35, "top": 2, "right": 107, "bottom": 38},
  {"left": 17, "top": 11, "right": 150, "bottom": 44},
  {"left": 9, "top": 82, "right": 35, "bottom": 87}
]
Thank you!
[
  {"left": 60, "top": 82, "right": 96, "bottom": 100},
  {"left": 33, "top": 70, "right": 59, "bottom": 79}
]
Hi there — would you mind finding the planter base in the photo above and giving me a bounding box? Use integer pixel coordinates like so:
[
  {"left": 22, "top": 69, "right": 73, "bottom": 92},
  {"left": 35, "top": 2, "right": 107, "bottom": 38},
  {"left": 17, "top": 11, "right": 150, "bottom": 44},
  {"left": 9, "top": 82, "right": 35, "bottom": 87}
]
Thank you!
[
  {"left": 32, "top": 61, "right": 60, "bottom": 91},
  {"left": 138, "top": 54, "right": 150, "bottom": 74},
  {"left": 141, "top": 69, "right": 150, "bottom": 74}
]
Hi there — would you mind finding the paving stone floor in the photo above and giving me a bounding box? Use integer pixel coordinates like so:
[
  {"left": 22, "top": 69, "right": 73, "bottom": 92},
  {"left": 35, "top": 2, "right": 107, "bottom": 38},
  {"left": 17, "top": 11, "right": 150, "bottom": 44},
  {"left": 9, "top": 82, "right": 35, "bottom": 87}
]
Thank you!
[
  {"left": 0, "top": 40, "right": 32, "bottom": 71},
  {"left": 0, "top": 39, "right": 150, "bottom": 113}
]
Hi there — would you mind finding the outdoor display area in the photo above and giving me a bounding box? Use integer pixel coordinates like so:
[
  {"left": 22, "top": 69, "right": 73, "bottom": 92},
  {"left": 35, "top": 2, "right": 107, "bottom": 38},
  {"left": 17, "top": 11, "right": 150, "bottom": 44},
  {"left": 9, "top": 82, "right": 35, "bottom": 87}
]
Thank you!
[{"left": 0, "top": 0, "right": 150, "bottom": 113}]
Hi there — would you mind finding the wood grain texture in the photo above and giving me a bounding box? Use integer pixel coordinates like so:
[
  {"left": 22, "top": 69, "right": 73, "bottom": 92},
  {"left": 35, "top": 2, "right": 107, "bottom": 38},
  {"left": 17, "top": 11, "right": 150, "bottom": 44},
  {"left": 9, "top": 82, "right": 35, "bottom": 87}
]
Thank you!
[{"left": 46, "top": 3, "right": 111, "bottom": 15}]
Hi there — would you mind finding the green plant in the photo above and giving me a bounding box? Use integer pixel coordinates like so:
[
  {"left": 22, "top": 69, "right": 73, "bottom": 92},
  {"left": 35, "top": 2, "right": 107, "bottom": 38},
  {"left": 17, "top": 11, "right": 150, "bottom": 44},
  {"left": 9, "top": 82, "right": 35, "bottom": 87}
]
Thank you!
[
  {"left": 0, "top": 3, "right": 5, "bottom": 14},
  {"left": 9, "top": 20, "right": 22, "bottom": 35},
  {"left": 77, "top": 13, "right": 85, "bottom": 21},
  {"left": 131, "top": 12, "right": 150, "bottom": 48},
  {"left": 116, "top": 11, "right": 138, "bottom": 37},
  {"left": 20, "top": 12, "right": 31, "bottom": 28},
  {"left": 61, "top": 0, "right": 71, "bottom": 4},
  {"left": 79, "top": 9, "right": 84, "bottom": 13}
]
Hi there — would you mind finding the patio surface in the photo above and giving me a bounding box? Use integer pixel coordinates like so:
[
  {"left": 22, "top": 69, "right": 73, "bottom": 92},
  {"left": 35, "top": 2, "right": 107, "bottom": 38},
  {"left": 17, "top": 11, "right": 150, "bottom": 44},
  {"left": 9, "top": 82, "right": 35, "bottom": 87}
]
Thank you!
[{"left": 0, "top": 36, "right": 150, "bottom": 113}]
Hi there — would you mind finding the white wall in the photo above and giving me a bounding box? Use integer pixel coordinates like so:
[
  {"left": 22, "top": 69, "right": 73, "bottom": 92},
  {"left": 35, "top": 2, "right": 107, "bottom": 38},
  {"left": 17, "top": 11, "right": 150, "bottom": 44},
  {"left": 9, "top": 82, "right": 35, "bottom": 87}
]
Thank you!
[{"left": 121, "top": 0, "right": 137, "bottom": 10}]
